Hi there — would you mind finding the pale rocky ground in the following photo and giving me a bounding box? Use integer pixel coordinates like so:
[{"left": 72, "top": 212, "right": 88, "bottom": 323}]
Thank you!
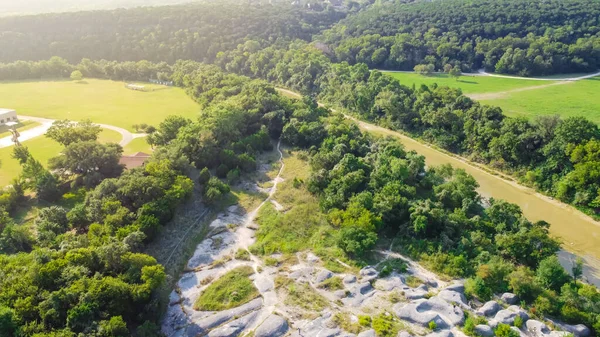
[{"left": 161, "top": 144, "right": 591, "bottom": 337}]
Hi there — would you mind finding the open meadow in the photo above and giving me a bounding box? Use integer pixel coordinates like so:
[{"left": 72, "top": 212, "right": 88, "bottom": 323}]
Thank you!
[
  {"left": 385, "top": 72, "right": 600, "bottom": 123},
  {"left": 479, "top": 77, "right": 600, "bottom": 124},
  {"left": 383, "top": 72, "right": 556, "bottom": 94},
  {"left": 0, "top": 79, "right": 200, "bottom": 131}
]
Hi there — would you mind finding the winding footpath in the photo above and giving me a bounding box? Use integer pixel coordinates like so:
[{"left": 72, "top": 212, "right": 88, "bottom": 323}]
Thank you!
[{"left": 0, "top": 115, "right": 145, "bottom": 148}]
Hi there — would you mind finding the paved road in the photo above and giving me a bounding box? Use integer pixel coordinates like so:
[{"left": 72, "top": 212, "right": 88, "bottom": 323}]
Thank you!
[
  {"left": 476, "top": 69, "right": 600, "bottom": 81},
  {"left": 0, "top": 115, "right": 145, "bottom": 149}
]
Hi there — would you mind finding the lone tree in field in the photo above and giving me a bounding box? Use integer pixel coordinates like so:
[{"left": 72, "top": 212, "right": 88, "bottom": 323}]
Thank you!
[
  {"left": 70, "top": 70, "right": 83, "bottom": 81},
  {"left": 449, "top": 65, "right": 462, "bottom": 80},
  {"left": 414, "top": 64, "right": 435, "bottom": 76}
]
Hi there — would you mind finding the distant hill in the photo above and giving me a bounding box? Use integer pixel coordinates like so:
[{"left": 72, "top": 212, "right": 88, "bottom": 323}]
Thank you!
[{"left": 0, "top": 0, "right": 199, "bottom": 16}]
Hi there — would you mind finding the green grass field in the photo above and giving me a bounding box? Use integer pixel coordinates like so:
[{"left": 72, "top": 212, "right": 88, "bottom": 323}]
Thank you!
[
  {"left": 0, "top": 128, "right": 124, "bottom": 187},
  {"left": 123, "top": 137, "right": 152, "bottom": 155},
  {"left": 480, "top": 77, "right": 600, "bottom": 124},
  {"left": 385, "top": 72, "right": 600, "bottom": 124},
  {"left": 383, "top": 72, "right": 556, "bottom": 94},
  {"left": 0, "top": 79, "right": 200, "bottom": 131}
]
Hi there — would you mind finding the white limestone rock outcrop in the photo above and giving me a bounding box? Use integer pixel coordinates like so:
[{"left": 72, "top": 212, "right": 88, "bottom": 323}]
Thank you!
[
  {"left": 562, "top": 324, "right": 591, "bottom": 337},
  {"left": 357, "top": 329, "right": 377, "bottom": 337},
  {"left": 475, "top": 324, "right": 495, "bottom": 337},
  {"left": 501, "top": 292, "right": 519, "bottom": 304},
  {"left": 477, "top": 301, "right": 501, "bottom": 317},
  {"left": 493, "top": 305, "right": 529, "bottom": 326},
  {"left": 254, "top": 314, "right": 289, "bottom": 337},
  {"left": 395, "top": 296, "right": 465, "bottom": 329}
]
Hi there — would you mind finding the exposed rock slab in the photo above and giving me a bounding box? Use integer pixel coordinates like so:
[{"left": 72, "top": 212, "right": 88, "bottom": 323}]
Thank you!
[
  {"left": 477, "top": 301, "right": 501, "bottom": 317},
  {"left": 358, "top": 329, "right": 377, "bottom": 337},
  {"left": 254, "top": 314, "right": 289, "bottom": 337},
  {"left": 493, "top": 305, "right": 529, "bottom": 325},
  {"left": 475, "top": 325, "right": 495, "bottom": 337},
  {"left": 501, "top": 292, "right": 519, "bottom": 304},
  {"left": 395, "top": 296, "right": 465, "bottom": 329}
]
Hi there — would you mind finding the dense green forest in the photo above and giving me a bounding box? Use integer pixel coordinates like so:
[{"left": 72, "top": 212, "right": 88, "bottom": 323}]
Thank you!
[
  {"left": 316, "top": 0, "right": 600, "bottom": 75},
  {"left": 0, "top": 1, "right": 345, "bottom": 64}
]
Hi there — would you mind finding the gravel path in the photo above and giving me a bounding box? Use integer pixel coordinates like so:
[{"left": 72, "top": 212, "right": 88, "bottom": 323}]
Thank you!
[{"left": 0, "top": 115, "right": 145, "bottom": 148}]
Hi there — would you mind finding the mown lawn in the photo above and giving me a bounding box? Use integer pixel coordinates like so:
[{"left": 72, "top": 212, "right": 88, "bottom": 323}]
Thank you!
[
  {"left": 123, "top": 136, "right": 152, "bottom": 155},
  {"left": 480, "top": 77, "right": 600, "bottom": 124},
  {"left": 0, "top": 128, "right": 124, "bottom": 187},
  {"left": 0, "top": 79, "right": 199, "bottom": 131},
  {"left": 384, "top": 72, "right": 555, "bottom": 94}
]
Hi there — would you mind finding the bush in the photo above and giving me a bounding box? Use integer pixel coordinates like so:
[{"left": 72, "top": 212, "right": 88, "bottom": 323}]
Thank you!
[
  {"left": 429, "top": 320, "right": 438, "bottom": 330},
  {"left": 337, "top": 225, "right": 377, "bottom": 257},
  {"left": 465, "top": 277, "right": 493, "bottom": 301},
  {"left": 226, "top": 168, "right": 241, "bottom": 184},
  {"left": 373, "top": 313, "right": 400, "bottom": 337},
  {"left": 216, "top": 164, "right": 229, "bottom": 178},
  {"left": 513, "top": 316, "right": 523, "bottom": 328},
  {"left": 198, "top": 167, "right": 211, "bottom": 185},
  {"left": 235, "top": 249, "right": 251, "bottom": 261},
  {"left": 377, "top": 258, "right": 407, "bottom": 277},
  {"left": 358, "top": 315, "right": 372, "bottom": 327},
  {"left": 495, "top": 324, "right": 519, "bottom": 337}
]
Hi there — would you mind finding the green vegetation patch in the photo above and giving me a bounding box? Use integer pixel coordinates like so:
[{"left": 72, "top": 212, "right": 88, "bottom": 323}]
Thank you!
[
  {"left": 318, "top": 276, "right": 344, "bottom": 290},
  {"left": 385, "top": 72, "right": 553, "bottom": 95},
  {"left": 285, "top": 283, "right": 328, "bottom": 312},
  {"left": 480, "top": 77, "right": 600, "bottom": 124},
  {"left": 0, "top": 79, "right": 199, "bottom": 131},
  {"left": 194, "top": 266, "right": 259, "bottom": 311}
]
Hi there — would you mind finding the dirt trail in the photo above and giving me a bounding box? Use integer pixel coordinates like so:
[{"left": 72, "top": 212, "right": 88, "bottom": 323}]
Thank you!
[
  {"left": 163, "top": 140, "right": 286, "bottom": 336},
  {"left": 467, "top": 80, "right": 572, "bottom": 100}
]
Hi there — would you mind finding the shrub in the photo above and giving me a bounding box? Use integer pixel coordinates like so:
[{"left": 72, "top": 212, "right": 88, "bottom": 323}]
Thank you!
[
  {"left": 465, "top": 277, "right": 493, "bottom": 301},
  {"left": 264, "top": 257, "right": 279, "bottom": 266},
  {"left": 216, "top": 164, "right": 229, "bottom": 178},
  {"left": 513, "top": 316, "right": 523, "bottom": 328},
  {"left": 198, "top": 167, "right": 211, "bottom": 185},
  {"left": 495, "top": 324, "right": 519, "bottom": 337},
  {"left": 429, "top": 320, "right": 438, "bottom": 330},
  {"left": 373, "top": 313, "right": 400, "bottom": 337},
  {"left": 358, "top": 315, "right": 372, "bottom": 327},
  {"left": 235, "top": 249, "right": 251, "bottom": 261},
  {"left": 377, "top": 258, "right": 407, "bottom": 277}
]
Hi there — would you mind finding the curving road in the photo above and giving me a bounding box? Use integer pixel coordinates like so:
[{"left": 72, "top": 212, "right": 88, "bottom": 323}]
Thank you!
[
  {"left": 0, "top": 115, "right": 145, "bottom": 148},
  {"left": 476, "top": 69, "right": 600, "bottom": 81}
]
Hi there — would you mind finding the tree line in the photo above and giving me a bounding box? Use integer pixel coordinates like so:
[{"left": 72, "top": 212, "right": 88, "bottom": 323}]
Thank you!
[
  {"left": 0, "top": 0, "right": 345, "bottom": 64},
  {"left": 316, "top": 0, "right": 600, "bottom": 75}
]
